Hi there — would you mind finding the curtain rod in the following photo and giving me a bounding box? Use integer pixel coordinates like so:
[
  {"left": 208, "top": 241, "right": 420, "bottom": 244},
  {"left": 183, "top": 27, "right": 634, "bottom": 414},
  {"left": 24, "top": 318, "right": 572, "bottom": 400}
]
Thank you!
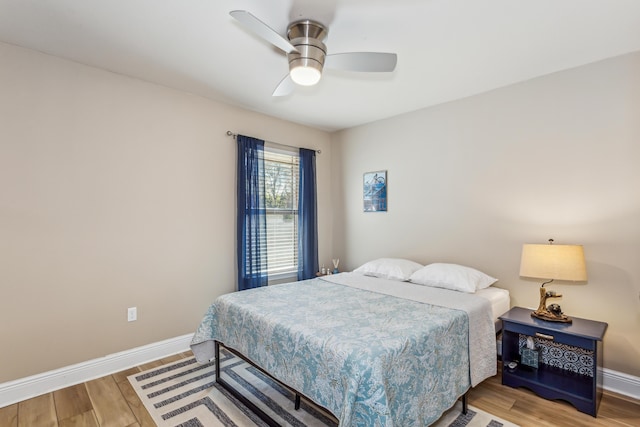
[{"left": 226, "top": 131, "right": 321, "bottom": 154}]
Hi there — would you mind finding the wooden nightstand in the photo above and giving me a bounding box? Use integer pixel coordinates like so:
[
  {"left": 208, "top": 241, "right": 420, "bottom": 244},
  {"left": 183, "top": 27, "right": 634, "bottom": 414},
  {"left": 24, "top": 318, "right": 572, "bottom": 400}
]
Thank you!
[{"left": 499, "top": 307, "right": 607, "bottom": 417}]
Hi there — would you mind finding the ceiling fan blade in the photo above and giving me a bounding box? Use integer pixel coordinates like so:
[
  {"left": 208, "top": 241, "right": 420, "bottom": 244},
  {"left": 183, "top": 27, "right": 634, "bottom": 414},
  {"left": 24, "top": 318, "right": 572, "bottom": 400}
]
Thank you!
[
  {"left": 324, "top": 52, "right": 397, "bottom": 72},
  {"left": 230, "top": 10, "right": 298, "bottom": 54},
  {"left": 272, "top": 74, "right": 295, "bottom": 97}
]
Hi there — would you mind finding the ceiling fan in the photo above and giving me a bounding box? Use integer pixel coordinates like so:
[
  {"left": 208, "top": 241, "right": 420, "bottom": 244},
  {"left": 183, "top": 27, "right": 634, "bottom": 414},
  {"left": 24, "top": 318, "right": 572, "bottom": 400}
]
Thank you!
[{"left": 230, "top": 10, "right": 398, "bottom": 96}]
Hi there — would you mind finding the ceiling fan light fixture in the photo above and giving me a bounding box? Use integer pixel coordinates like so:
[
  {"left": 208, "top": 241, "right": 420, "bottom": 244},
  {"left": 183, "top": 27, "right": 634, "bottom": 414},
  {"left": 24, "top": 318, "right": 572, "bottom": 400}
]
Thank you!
[{"left": 290, "top": 62, "right": 322, "bottom": 86}]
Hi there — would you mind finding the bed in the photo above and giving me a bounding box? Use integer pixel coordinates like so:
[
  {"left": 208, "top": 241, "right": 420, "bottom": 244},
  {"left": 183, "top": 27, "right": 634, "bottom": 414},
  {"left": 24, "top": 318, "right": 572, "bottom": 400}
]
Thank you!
[{"left": 191, "top": 264, "right": 509, "bottom": 426}]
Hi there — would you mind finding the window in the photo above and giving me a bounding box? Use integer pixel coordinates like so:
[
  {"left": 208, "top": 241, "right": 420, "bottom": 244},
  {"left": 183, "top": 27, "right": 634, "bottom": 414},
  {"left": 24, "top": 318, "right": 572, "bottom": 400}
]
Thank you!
[
  {"left": 263, "top": 147, "right": 299, "bottom": 279},
  {"left": 237, "top": 134, "right": 316, "bottom": 290}
]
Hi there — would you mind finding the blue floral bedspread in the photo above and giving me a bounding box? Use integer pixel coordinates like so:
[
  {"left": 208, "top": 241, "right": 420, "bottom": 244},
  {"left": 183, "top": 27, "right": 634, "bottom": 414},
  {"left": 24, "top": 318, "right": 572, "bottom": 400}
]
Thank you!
[{"left": 191, "top": 279, "right": 471, "bottom": 426}]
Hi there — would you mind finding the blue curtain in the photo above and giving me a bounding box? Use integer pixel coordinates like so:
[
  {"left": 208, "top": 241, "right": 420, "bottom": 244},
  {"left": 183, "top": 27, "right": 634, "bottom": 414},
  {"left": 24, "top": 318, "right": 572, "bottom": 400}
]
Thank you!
[
  {"left": 297, "top": 148, "right": 319, "bottom": 280},
  {"left": 237, "top": 135, "right": 268, "bottom": 290}
]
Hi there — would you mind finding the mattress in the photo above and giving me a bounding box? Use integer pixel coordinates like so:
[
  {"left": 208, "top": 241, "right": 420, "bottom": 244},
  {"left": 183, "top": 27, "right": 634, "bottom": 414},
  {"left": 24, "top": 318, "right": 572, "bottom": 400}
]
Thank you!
[{"left": 475, "top": 286, "right": 510, "bottom": 331}]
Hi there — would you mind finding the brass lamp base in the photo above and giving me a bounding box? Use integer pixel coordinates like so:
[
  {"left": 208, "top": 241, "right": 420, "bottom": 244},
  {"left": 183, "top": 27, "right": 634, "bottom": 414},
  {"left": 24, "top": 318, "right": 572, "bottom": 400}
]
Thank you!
[{"left": 531, "top": 309, "right": 572, "bottom": 323}]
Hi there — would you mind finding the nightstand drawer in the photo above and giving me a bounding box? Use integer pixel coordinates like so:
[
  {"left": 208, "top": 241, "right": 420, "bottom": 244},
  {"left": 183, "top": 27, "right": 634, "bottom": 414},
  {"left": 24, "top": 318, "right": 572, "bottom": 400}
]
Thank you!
[{"left": 503, "top": 322, "right": 595, "bottom": 350}]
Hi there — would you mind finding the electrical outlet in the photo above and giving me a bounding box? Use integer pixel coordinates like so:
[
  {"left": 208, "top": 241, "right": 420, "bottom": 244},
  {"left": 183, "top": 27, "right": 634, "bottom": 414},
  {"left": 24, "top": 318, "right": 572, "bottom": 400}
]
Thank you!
[{"left": 127, "top": 307, "right": 137, "bottom": 322}]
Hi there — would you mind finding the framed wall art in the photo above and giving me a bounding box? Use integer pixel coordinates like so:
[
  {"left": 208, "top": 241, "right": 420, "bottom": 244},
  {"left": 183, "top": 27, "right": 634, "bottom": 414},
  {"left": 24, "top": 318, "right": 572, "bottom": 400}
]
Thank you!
[{"left": 363, "top": 170, "right": 387, "bottom": 212}]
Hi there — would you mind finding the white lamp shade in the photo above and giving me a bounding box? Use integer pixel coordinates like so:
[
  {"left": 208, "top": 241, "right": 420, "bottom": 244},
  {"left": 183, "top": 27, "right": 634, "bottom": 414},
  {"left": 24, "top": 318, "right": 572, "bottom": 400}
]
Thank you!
[{"left": 520, "top": 244, "right": 587, "bottom": 281}]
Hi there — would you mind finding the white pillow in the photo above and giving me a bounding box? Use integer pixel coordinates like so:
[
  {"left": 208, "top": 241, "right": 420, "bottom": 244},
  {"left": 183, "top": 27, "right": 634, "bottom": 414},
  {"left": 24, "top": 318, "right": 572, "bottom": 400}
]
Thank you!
[
  {"left": 409, "top": 263, "right": 498, "bottom": 293},
  {"left": 353, "top": 258, "right": 424, "bottom": 281}
]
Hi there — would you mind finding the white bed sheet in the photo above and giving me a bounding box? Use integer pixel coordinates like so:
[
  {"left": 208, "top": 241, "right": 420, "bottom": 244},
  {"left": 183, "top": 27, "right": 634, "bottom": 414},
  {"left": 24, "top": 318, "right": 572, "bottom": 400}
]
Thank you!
[{"left": 475, "top": 286, "right": 510, "bottom": 331}]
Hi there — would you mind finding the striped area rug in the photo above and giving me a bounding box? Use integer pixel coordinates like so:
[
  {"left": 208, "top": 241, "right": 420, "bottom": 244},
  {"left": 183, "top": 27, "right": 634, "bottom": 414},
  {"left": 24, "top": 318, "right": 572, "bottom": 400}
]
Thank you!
[{"left": 128, "top": 350, "right": 519, "bottom": 427}]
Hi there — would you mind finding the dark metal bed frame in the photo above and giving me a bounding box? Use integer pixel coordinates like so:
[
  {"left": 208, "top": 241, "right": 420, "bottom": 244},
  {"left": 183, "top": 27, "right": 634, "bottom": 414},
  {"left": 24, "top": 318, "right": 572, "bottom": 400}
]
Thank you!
[{"left": 214, "top": 340, "right": 468, "bottom": 427}]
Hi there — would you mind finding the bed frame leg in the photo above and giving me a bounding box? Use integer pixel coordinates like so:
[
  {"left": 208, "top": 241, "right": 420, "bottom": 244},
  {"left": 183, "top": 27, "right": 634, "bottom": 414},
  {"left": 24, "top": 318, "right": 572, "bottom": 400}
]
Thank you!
[
  {"left": 214, "top": 341, "right": 220, "bottom": 383},
  {"left": 462, "top": 392, "right": 468, "bottom": 414},
  {"left": 295, "top": 393, "right": 301, "bottom": 410}
]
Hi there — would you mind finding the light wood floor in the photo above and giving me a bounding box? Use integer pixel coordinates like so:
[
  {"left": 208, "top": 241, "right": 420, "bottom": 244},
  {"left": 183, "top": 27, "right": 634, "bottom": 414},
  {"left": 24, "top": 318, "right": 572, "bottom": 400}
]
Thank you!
[{"left": 1, "top": 356, "right": 638, "bottom": 427}]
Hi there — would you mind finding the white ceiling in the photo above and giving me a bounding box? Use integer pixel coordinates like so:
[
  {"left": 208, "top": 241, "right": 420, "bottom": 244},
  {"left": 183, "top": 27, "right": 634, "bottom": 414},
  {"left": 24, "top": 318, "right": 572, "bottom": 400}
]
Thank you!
[{"left": 1, "top": 0, "right": 639, "bottom": 132}]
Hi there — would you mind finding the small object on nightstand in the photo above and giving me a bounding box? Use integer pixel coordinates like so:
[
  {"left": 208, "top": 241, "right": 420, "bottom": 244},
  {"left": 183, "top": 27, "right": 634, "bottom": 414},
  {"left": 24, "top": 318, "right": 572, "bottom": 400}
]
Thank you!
[
  {"left": 520, "top": 348, "right": 540, "bottom": 368},
  {"left": 520, "top": 336, "right": 540, "bottom": 368},
  {"left": 548, "top": 303, "right": 562, "bottom": 316},
  {"left": 507, "top": 361, "right": 518, "bottom": 370}
]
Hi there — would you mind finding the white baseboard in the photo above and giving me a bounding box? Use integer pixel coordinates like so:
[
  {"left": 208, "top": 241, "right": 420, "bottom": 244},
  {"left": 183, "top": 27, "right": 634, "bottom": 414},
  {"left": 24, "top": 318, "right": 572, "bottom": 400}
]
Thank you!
[
  {"left": 603, "top": 368, "right": 640, "bottom": 400},
  {"left": 2, "top": 334, "right": 638, "bottom": 409},
  {"left": 0, "top": 333, "right": 193, "bottom": 409}
]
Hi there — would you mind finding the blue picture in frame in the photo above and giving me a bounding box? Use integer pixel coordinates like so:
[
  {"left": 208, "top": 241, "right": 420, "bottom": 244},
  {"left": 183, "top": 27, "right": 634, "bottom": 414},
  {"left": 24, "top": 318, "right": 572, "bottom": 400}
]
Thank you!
[{"left": 363, "top": 170, "right": 387, "bottom": 212}]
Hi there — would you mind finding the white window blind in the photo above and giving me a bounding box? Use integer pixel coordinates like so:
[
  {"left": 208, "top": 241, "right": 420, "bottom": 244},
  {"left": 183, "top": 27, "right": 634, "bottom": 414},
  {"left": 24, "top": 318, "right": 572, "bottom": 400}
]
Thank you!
[{"left": 263, "top": 148, "right": 299, "bottom": 276}]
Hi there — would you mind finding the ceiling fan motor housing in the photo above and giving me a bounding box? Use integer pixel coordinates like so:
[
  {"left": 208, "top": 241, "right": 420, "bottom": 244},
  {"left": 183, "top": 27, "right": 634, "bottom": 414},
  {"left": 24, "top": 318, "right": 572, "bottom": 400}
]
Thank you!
[{"left": 287, "top": 20, "right": 327, "bottom": 85}]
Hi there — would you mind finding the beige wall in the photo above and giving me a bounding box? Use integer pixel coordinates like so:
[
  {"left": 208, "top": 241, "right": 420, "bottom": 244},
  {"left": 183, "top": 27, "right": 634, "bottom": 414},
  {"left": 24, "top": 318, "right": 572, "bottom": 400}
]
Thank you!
[
  {"left": 0, "top": 42, "right": 332, "bottom": 383},
  {"left": 331, "top": 52, "right": 640, "bottom": 376}
]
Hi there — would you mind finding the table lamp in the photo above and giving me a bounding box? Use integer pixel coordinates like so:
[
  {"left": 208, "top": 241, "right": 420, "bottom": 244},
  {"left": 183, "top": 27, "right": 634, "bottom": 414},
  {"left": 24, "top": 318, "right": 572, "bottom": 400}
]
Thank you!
[{"left": 519, "top": 238, "right": 587, "bottom": 323}]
